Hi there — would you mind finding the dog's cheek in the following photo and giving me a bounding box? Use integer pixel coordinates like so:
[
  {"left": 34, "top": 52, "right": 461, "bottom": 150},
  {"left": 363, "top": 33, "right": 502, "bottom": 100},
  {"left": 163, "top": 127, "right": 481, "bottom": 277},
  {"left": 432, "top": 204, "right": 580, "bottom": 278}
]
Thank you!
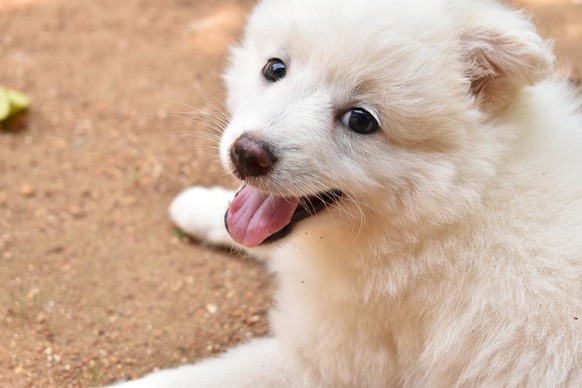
[{"left": 323, "top": 137, "right": 393, "bottom": 197}]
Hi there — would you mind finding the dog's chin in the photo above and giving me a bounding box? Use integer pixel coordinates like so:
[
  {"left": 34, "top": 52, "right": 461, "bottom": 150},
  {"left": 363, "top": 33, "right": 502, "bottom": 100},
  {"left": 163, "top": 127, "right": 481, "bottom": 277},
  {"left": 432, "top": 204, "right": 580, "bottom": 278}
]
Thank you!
[{"left": 224, "top": 184, "right": 343, "bottom": 247}]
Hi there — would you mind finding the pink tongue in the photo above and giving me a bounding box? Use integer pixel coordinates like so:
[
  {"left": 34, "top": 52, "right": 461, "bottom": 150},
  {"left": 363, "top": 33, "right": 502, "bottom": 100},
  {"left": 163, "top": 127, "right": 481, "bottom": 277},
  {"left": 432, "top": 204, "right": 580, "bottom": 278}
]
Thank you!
[{"left": 226, "top": 186, "right": 299, "bottom": 248}]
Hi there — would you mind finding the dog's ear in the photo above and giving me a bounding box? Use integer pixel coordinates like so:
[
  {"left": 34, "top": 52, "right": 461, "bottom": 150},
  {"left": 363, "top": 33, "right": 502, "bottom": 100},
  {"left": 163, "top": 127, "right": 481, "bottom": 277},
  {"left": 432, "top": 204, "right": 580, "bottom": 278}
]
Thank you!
[{"left": 461, "top": 6, "right": 554, "bottom": 107}]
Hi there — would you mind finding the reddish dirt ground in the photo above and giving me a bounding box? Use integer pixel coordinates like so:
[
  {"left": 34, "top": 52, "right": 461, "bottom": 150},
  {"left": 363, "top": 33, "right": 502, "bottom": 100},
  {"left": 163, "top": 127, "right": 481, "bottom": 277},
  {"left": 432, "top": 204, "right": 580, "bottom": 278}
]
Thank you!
[{"left": 0, "top": 0, "right": 580, "bottom": 386}]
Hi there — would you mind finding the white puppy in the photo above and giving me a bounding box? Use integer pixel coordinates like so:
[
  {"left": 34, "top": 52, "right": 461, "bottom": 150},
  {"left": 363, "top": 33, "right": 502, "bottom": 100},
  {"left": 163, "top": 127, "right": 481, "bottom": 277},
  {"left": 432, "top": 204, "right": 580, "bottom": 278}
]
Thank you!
[{"left": 122, "top": 0, "right": 582, "bottom": 386}]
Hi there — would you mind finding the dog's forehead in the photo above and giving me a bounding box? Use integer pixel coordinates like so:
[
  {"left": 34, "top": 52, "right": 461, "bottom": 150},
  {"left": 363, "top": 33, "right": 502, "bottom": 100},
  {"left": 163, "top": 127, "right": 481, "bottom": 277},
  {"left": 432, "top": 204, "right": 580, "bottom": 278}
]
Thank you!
[
  {"left": 248, "top": 0, "right": 455, "bottom": 43},
  {"left": 246, "top": 0, "right": 457, "bottom": 82}
]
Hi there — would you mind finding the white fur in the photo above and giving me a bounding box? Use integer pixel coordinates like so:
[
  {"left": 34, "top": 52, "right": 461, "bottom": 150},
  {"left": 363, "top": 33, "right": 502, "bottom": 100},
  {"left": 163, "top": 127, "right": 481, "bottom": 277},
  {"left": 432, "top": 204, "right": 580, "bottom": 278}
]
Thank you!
[
  {"left": 169, "top": 186, "right": 235, "bottom": 247},
  {"left": 118, "top": 0, "right": 582, "bottom": 386}
]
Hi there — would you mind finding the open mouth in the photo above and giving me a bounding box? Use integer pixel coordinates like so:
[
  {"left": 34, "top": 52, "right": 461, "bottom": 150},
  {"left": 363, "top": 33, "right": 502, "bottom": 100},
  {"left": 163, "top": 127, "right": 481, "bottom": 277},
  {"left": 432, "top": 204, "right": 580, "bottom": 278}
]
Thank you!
[{"left": 224, "top": 185, "right": 342, "bottom": 248}]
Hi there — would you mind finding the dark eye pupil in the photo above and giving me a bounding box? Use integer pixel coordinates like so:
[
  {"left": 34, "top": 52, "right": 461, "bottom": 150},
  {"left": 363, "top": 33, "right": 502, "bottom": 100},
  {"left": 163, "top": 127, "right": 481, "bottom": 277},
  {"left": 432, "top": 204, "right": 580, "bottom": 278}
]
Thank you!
[
  {"left": 263, "top": 58, "right": 286, "bottom": 82},
  {"left": 349, "top": 109, "right": 376, "bottom": 134},
  {"left": 270, "top": 62, "right": 285, "bottom": 77}
]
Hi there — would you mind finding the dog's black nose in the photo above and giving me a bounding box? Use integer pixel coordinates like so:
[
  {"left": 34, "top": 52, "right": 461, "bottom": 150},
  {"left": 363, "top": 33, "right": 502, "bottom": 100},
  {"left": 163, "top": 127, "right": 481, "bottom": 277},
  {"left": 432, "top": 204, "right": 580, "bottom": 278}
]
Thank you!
[{"left": 230, "top": 134, "right": 276, "bottom": 179}]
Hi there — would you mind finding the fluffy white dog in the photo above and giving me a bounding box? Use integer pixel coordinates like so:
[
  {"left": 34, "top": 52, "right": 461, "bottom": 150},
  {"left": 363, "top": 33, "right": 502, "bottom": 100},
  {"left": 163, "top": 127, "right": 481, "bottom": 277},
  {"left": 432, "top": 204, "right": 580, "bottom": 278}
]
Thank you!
[{"left": 121, "top": 0, "right": 582, "bottom": 386}]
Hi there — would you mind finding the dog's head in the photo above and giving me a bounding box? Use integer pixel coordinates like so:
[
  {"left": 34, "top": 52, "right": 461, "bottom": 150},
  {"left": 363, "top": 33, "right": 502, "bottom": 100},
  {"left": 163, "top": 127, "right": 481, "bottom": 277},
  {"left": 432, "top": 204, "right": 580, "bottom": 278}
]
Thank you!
[{"left": 219, "top": 0, "right": 554, "bottom": 248}]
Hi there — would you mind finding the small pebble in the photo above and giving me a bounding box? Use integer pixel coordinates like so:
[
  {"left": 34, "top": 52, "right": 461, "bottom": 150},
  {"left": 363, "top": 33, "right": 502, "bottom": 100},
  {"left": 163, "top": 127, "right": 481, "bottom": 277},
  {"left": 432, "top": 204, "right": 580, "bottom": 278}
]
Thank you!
[
  {"left": 20, "top": 184, "right": 36, "bottom": 197},
  {"left": 206, "top": 304, "right": 218, "bottom": 314}
]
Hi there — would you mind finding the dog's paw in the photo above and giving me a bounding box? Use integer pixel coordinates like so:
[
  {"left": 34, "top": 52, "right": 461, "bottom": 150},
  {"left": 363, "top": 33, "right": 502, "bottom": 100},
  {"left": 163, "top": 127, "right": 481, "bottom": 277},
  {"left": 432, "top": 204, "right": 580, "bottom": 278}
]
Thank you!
[{"left": 169, "top": 186, "right": 236, "bottom": 245}]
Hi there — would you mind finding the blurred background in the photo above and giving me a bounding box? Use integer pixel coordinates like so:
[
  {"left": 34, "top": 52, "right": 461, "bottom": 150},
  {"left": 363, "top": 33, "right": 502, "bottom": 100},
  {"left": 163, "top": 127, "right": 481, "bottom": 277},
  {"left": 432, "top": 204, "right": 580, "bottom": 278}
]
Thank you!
[{"left": 0, "top": 0, "right": 580, "bottom": 386}]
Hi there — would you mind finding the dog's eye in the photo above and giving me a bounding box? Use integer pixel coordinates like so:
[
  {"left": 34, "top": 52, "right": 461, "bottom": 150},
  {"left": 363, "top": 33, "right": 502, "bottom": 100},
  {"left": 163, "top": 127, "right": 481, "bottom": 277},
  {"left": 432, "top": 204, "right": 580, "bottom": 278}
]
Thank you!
[
  {"left": 340, "top": 108, "right": 379, "bottom": 134},
  {"left": 262, "top": 58, "right": 286, "bottom": 82}
]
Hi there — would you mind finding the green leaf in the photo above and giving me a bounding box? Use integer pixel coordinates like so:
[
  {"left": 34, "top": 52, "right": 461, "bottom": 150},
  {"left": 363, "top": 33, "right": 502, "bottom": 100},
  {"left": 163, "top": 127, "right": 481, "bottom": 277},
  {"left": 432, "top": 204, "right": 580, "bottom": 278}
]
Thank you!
[
  {"left": 7, "top": 88, "right": 31, "bottom": 115},
  {"left": 0, "top": 88, "right": 9, "bottom": 121},
  {"left": 0, "top": 87, "right": 31, "bottom": 123}
]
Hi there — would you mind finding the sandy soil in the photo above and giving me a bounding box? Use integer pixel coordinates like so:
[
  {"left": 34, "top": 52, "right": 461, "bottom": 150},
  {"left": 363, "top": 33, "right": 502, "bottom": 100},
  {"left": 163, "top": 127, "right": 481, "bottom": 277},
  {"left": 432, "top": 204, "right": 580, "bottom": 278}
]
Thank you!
[{"left": 0, "top": 0, "right": 580, "bottom": 386}]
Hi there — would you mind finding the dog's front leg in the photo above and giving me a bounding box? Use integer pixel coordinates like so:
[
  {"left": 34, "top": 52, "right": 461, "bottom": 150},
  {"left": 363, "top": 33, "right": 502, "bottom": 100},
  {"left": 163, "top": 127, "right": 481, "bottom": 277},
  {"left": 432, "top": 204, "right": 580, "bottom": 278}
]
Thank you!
[
  {"left": 111, "top": 338, "right": 293, "bottom": 388},
  {"left": 169, "top": 186, "right": 237, "bottom": 247}
]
